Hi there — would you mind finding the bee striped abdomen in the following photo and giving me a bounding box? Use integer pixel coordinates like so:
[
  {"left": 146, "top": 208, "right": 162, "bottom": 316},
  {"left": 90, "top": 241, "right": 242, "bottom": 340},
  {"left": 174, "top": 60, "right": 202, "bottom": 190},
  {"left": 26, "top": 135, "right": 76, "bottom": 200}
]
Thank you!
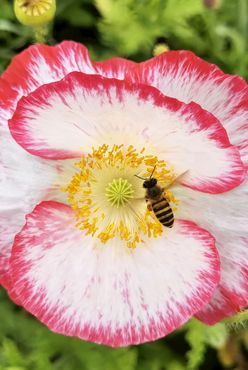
[{"left": 152, "top": 198, "right": 174, "bottom": 228}]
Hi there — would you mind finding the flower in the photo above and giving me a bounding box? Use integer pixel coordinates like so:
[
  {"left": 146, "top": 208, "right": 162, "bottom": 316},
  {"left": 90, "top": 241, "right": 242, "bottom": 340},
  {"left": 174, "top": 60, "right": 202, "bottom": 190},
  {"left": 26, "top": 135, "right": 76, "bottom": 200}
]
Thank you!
[
  {"left": 0, "top": 41, "right": 247, "bottom": 347},
  {"left": 14, "top": 0, "right": 56, "bottom": 27}
]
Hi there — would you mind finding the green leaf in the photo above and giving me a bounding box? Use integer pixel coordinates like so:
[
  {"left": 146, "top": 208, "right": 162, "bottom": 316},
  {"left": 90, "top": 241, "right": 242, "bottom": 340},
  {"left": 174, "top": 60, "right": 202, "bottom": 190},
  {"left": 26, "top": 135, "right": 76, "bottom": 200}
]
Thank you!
[
  {"left": 185, "top": 319, "right": 207, "bottom": 370},
  {"left": 0, "top": 20, "right": 21, "bottom": 34},
  {"left": 205, "top": 322, "right": 228, "bottom": 349},
  {"left": 224, "top": 309, "right": 248, "bottom": 332},
  {"left": 0, "top": 339, "right": 26, "bottom": 368}
]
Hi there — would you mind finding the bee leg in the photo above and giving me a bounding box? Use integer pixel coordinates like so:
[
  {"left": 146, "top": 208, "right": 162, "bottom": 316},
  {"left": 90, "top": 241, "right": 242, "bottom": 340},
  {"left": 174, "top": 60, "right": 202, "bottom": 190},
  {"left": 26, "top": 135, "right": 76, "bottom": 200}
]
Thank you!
[
  {"left": 163, "top": 170, "right": 189, "bottom": 190},
  {"left": 160, "top": 188, "right": 167, "bottom": 197},
  {"left": 146, "top": 199, "right": 153, "bottom": 211}
]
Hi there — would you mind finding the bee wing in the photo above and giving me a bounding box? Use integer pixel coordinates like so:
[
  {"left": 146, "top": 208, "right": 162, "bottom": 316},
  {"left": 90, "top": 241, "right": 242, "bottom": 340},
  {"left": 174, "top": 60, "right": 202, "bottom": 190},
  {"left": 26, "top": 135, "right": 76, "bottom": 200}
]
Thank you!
[
  {"left": 132, "top": 196, "right": 147, "bottom": 201},
  {"left": 163, "top": 170, "right": 189, "bottom": 190}
]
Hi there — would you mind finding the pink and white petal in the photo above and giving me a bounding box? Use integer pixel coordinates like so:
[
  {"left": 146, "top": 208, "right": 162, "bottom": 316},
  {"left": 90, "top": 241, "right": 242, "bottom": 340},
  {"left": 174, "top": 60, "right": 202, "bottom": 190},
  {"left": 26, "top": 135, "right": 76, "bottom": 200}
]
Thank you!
[
  {"left": 196, "top": 247, "right": 248, "bottom": 324},
  {"left": 0, "top": 78, "right": 19, "bottom": 120},
  {"left": 9, "top": 72, "right": 245, "bottom": 193},
  {"left": 0, "top": 146, "right": 59, "bottom": 287},
  {"left": 130, "top": 51, "right": 248, "bottom": 165},
  {"left": 149, "top": 100, "right": 246, "bottom": 193},
  {"left": 9, "top": 201, "right": 220, "bottom": 347},
  {"left": 0, "top": 78, "right": 61, "bottom": 286},
  {"left": 2, "top": 41, "right": 136, "bottom": 96},
  {"left": 2, "top": 41, "right": 96, "bottom": 96},
  {"left": 173, "top": 179, "right": 248, "bottom": 323},
  {"left": 93, "top": 57, "right": 137, "bottom": 79}
]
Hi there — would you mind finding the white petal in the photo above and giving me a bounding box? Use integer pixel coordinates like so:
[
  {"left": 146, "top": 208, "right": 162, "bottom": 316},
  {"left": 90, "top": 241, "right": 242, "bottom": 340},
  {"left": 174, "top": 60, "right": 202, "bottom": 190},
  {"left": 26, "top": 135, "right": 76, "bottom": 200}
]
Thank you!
[
  {"left": 9, "top": 72, "right": 245, "bottom": 194},
  {"left": 10, "top": 201, "right": 220, "bottom": 346},
  {"left": 173, "top": 180, "right": 248, "bottom": 322}
]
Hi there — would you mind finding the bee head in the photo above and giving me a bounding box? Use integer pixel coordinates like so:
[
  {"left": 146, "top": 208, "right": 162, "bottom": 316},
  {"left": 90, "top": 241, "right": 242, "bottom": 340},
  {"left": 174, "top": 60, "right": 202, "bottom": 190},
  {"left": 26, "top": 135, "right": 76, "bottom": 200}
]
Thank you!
[{"left": 143, "top": 178, "right": 157, "bottom": 188}]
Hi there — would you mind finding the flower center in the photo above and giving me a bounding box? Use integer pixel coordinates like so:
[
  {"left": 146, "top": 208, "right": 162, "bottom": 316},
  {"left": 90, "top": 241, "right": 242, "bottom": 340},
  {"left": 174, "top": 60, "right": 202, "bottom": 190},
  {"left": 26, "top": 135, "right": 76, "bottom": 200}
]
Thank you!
[
  {"left": 105, "top": 178, "right": 134, "bottom": 207},
  {"left": 64, "top": 144, "right": 176, "bottom": 248},
  {"left": 17, "top": 0, "right": 53, "bottom": 16}
]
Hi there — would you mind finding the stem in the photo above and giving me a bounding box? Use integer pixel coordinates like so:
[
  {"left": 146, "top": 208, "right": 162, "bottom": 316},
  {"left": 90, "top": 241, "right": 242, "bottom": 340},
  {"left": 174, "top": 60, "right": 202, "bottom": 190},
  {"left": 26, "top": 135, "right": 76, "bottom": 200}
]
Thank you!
[
  {"left": 238, "top": 0, "right": 248, "bottom": 44},
  {"left": 224, "top": 309, "right": 248, "bottom": 326},
  {"left": 33, "top": 24, "right": 49, "bottom": 43}
]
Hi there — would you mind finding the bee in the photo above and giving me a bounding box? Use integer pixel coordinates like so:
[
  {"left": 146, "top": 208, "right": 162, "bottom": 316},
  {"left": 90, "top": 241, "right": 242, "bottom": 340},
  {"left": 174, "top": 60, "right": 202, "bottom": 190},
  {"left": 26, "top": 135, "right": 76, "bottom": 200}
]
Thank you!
[{"left": 135, "top": 166, "right": 185, "bottom": 228}]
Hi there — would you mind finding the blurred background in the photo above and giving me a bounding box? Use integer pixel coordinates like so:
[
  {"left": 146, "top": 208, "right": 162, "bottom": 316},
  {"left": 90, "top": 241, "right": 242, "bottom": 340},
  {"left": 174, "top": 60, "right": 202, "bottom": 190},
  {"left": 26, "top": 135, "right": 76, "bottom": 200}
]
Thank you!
[{"left": 0, "top": 0, "right": 248, "bottom": 369}]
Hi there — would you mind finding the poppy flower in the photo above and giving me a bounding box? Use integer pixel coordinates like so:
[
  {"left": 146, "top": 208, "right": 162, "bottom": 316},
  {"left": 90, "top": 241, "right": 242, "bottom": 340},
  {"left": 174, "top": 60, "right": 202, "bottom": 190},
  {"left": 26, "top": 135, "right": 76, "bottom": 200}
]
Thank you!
[{"left": 0, "top": 41, "right": 247, "bottom": 347}]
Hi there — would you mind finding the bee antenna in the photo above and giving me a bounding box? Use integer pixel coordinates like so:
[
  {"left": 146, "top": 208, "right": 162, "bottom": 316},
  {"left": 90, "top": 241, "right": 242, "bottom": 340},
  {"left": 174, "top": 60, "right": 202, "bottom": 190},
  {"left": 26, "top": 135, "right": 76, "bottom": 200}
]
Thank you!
[
  {"left": 149, "top": 165, "right": 157, "bottom": 179},
  {"left": 134, "top": 174, "right": 147, "bottom": 180}
]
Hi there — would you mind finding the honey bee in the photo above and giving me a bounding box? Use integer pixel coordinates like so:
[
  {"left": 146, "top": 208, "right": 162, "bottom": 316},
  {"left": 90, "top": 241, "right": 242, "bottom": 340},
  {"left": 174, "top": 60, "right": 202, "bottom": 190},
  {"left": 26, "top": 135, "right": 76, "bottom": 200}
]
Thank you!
[{"left": 135, "top": 167, "right": 186, "bottom": 228}]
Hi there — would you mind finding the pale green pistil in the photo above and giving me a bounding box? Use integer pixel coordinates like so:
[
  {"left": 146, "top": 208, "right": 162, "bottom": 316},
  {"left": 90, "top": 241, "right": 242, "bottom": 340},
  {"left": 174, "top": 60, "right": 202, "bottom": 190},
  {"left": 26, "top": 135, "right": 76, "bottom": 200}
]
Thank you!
[{"left": 105, "top": 178, "right": 134, "bottom": 208}]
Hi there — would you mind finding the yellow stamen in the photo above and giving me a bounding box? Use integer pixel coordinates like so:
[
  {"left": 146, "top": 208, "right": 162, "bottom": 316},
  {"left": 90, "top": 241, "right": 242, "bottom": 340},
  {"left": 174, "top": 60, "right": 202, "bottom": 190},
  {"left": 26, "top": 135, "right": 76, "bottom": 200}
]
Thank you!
[{"left": 64, "top": 144, "right": 177, "bottom": 248}]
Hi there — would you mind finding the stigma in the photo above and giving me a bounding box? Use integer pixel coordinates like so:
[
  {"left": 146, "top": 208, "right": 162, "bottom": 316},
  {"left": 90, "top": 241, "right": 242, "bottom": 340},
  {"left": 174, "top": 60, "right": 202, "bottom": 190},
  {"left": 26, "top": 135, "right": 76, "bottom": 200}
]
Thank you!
[
  {"left": 105, "top": 178, "right": 134, "bottom": 207},
  {"left": 64, "top": 144, "right": 175, "bottom": 248}
]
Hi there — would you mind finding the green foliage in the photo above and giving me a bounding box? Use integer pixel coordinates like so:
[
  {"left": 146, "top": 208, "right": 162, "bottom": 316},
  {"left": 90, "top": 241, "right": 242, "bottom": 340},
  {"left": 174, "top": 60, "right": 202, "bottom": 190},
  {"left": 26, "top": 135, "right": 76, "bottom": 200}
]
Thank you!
[
  {"left": 224, "top": 309, "right": 248, "bottom": 332},
  {"left": 1, "top": 0, "right": 248, "bottom": 79},
  {"left": 186, "top": 320, "right": 207, "bottom": 370},
  {"left": 95, "top": 0, "right": 248, "bottom": 78},
  {"left": 96, "top": 0, "right": 204, "bottom": 56},
  {"left": 185, "top": 319, "right": 228, "bottom": 370},
  {"left": 0, "top": 0, "right": 32, "bottom": 72},
  {"left": 135, "top": 341, "right": 184, "bottom": 370}
]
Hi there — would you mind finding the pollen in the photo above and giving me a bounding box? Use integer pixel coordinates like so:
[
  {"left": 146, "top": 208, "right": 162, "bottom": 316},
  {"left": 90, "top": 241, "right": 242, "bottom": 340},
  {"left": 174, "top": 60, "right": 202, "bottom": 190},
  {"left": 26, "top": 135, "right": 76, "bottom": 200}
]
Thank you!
[{"left": 64, "top": 144, "right": 176, "bottom": 248}]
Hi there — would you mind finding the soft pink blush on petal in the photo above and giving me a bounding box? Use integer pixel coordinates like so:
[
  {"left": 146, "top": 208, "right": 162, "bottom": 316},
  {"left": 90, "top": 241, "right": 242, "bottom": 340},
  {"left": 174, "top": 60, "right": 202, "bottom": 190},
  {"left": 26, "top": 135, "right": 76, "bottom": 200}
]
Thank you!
[
  {"left": 129, "top": 50, "right": 248, "bottom": 165},
  {"left": 0, "top": 41, "right": 98, "bottom": 282},
  {"left": 93, "top": 57, "right": 137, "bottom": 79},
  {"left": 1, "top": 41, "right": 96, "bottom": 96},
  {"left": 9, "top": 201, "right": 220, "bottom": 347},
  {"left": 8, "top": 72, "right": 245, "bottom": 193},
  {"left": 130, "top": 50, "right": 248, "bottom": 320},
  {"left": 3, "top": 43, "right": 248, "bottom": 165},
  {"left": 0, "top": 78, "right": 60, "bottom": 287},
  {"left": 173, "top": 181, "right": 248, "bottom": 322},
  {"left": 196, "top": 273, "right": 248, "bottom": 324},
  {"left": 1, "top": 41, "right": 136, "bottom": 96}
]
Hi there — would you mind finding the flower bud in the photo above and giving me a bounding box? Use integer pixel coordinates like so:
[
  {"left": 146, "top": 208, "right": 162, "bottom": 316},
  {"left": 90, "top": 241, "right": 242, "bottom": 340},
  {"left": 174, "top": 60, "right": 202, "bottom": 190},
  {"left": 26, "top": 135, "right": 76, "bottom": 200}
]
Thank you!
[
  {"left": 14, "top": 0, "right": 56, "bottom": 27},
  {"left": 153, "top": 43, "right": 170, "bottom": 56},
  {"left": 203, "top": 0, "right": 221, "bottom": 9}
]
